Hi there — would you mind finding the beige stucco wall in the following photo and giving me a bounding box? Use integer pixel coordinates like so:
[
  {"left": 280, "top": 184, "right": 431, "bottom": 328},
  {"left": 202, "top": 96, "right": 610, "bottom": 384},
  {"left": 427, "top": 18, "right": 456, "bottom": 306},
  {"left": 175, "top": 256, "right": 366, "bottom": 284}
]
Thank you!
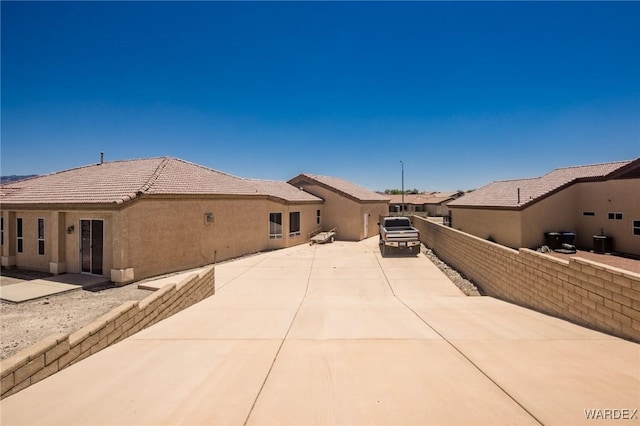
[
  {"left": 449, "top": 207, "right": 522, "bottom": 249},
  {"left": 574, "top": 179, "right": 639, "bottom": 254},
  {"left": 4, "top": 211, "right": 51, "bottom": 272},
  {"left": 1, "top": 210, "right": 114, "bottom": 275},
  {"left": 520, "top": 185, "right": 579, "bottom": 248},
  {"left": 121, "top": 197, "right": 322, "bottom": 281},
  {"left": 1, "top": 196, "right": 323, "bottom": 282},
  {"left": 291, "top": 183, "right": 387, "bottom": 241},
  {"left": 449, "top": 178, "right": 639, "bottom": 255},
  {"left": 361, "top": 203, "right": 390, "bottom": 240}
]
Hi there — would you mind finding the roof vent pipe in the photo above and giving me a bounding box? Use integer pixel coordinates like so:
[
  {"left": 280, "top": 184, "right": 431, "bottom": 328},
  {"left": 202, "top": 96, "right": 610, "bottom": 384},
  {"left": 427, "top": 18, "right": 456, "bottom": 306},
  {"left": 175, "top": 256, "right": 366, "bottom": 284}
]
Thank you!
[
  {"left": 517, "top": 188, "right": 520, "bottom": 204},
  {"left": 100, "top": 152, "right": 104, "bottom": 165}
]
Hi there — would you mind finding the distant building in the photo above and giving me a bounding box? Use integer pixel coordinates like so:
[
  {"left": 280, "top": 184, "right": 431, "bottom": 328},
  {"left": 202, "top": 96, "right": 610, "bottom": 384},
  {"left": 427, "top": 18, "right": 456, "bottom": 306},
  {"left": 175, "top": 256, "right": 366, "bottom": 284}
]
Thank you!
[
  {"left": 1, "top": 157, "right": 387, "bottom": 283},
  {"left": 387, "top": 191, "right": 464, "bottom": 216},
  {"left": 447, "top": 158, "right": 640, "bottom": 256}
]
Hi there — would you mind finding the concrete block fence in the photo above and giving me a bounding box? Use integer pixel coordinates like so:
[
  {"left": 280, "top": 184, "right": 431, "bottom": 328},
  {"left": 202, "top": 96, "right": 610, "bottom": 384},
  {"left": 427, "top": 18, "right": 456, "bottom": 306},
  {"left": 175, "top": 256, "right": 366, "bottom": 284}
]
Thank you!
[
  {"left": 1, "top": 265, "right": 215, "bottom": 399},
  {"left": 412, "top": 216, "right": 640, "bottom": 342}
]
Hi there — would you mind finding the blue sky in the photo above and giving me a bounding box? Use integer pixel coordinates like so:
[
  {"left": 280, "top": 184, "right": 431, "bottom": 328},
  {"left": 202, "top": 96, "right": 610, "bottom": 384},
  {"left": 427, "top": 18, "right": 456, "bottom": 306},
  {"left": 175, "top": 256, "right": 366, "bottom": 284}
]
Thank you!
[{"left": 2, "top": 1, "right": 639, "bottom": 191}]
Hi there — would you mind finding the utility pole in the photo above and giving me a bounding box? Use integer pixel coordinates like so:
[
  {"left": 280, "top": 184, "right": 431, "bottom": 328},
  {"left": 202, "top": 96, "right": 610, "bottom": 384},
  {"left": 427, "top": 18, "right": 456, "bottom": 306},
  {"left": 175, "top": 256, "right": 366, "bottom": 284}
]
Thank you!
[{"left": 400, "top": 160, "right": 404, "bottom": 214}]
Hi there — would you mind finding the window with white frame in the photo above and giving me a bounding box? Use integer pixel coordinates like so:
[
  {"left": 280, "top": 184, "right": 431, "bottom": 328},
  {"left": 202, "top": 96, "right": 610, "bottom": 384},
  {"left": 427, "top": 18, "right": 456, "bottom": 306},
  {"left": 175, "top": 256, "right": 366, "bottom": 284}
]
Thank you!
[
  {"left": 633, "top": 220, "right": 640, "bottom": 236},
  {"left": 289, "top": 212, "right": 301, "bottom": 237},
  {"left": 38, "top": 218, "right": 45, "bottom": 255},
  {"left": 269, "top": 213, "right": 283, "bottom": 239},
  {"left": 1, "top": 217, "right": 3, "bottom": 246},
  {"left": 316, "top": 209, "right": 321, "bottom": 225},
  {"left": 608, "top": 212, "right": 623, "bottom": 220},
  {"left": 17, "top": 217, "right": 23, "bottom": 253}
]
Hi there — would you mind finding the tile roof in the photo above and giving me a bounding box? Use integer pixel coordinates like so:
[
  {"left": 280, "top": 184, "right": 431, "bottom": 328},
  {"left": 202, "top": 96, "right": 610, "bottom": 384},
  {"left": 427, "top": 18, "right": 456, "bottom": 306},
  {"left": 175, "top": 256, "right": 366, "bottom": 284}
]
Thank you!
[
  {"left": 448, "top": 159, "right": 636, "bottom": 209},
  {"left": 289, "top": 174, "right": 390, "bottom": 202},
  {"left": 247, "top": 179, "right": 321, "bottom": 203},
  {"left": 0, "top": 157, "right": 321, "bottom": 206},
  {"left": 387, "top": 192, "right": 462, "bottom": 205}
]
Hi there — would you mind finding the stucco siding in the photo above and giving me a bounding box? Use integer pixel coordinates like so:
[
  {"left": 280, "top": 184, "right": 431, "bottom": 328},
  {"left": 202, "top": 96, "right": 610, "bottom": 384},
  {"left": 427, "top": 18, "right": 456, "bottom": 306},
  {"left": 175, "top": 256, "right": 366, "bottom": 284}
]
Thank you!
[
  {"left": 575, "top": 179, "right": 640, "bottom": 255},
  {"left": 293, "top": 184, "right": 358, "bottom": 240},
  {"left": 10, "top": 211, "right": 51, "bottom": 272},
  {"left": 1, "top": 197, "right": 323, "bottom": 282},
  {"left": 449, "top": 178, "right": 639, "bottom": 256},
  {"left": 291, "top": 183, "right": 388, "bottom": 241},
  {"left": 123, "top": 197, "right": 322, "bottom": 280},
  {"left": 1, "top": 210, "right": 115, "bottom": 276},
  {"left": 362, "top": 204, "right": 391, "bottom": 240},
  {"left": 520, "top": 185, "right": 579, "bottom": 249},
  {"left": 450, "top": 207, "right": 522, "bottom": 249}
]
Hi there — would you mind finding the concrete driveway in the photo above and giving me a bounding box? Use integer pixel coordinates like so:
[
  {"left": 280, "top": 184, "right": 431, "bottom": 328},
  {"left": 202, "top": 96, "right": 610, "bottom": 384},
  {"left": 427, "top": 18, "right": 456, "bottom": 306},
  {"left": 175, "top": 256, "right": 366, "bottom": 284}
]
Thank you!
[{"left": 1, "top": 238, "right": 638, "bottom": 425}]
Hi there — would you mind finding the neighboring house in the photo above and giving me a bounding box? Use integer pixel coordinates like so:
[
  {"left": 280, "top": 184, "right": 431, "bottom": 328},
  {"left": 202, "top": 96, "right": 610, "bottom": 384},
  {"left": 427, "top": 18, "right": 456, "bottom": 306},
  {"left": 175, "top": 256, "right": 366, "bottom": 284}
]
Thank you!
[
  {"left": 0, "top": 157, "right": 324, "bottom": 283},
  {"left": 387, "top": 191, "right": 464, "bottom": 216},
  {"left": 288, "top": 174, "right": 390, "bottom": 241},
  {"left": 387, "top": 194, "right": 428, "bottom": 214},
  {"left": 447, "top": 158, "right": 640, "bottom": 256}
]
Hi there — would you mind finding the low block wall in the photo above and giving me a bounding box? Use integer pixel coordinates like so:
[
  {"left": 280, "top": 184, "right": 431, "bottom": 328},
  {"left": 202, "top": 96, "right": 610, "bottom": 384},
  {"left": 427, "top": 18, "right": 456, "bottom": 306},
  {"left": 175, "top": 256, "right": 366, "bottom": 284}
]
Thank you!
[
  {"left": 0, "top": 265, "right": 215, "bottom": 399},
  {"left": 413, "top": 216, "right": 640, "bottom": 342}
]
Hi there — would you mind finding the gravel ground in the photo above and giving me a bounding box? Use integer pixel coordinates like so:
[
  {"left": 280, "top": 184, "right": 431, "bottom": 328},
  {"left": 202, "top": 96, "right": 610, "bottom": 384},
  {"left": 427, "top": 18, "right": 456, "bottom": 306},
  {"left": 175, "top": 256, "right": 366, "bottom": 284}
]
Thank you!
[
  {"left": 422, "top": 246, "right": 482, "bottom": 296},
  {"left": 1, "top": 272, "right": 152, "bottom": 360}
]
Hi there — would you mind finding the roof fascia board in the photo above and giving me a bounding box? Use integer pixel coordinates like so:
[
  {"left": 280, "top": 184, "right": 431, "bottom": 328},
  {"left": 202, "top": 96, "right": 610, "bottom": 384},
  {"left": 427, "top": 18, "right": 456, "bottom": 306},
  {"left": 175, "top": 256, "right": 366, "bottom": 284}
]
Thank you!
[
  {"left": 290, "top": 176, "right": 382, "bottom": 204},
  {"left": 448, "top": 204, "right": 520, "bottom": 211},
  {"left": 0, "top": 202, "right": 122, "bottom": 211},
  {"left": 264, "top": 195, "right": 323, "bottom": 205}
]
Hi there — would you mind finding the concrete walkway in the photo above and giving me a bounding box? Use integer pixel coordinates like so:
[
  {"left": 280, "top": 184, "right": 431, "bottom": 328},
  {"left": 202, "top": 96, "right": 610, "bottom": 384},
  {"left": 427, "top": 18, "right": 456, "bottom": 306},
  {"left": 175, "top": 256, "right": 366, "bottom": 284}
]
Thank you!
[
  {"left": 1, "top": 238, "right": 638, "bottom": 425},
  {"left": 0, "top": 273, "right": 109, "bottom": 303}
]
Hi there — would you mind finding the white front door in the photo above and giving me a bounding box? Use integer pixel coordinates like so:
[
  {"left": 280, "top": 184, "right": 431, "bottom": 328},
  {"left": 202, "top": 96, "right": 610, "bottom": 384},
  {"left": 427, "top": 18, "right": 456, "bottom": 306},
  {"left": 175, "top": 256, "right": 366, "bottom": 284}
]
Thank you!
[{"left": 363, "top": 214, "right": 369, "bottom": 239}]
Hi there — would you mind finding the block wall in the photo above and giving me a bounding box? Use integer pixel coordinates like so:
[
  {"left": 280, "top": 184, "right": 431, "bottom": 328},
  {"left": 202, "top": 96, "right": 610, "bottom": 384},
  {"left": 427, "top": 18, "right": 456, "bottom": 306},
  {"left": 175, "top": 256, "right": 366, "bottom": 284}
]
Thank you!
[
  {"left": 0, "top": 265, "right": 215, "bottom": 399},
  {"left": 413, "top": 216, "right": 640, "bottom": 342}
]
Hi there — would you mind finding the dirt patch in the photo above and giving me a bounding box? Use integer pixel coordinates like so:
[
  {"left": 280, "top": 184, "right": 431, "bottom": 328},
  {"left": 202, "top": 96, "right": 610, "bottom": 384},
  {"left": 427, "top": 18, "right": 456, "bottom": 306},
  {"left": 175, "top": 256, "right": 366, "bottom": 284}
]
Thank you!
[{"left": 1, "top": 280, "right": 152, "bottom": 360}]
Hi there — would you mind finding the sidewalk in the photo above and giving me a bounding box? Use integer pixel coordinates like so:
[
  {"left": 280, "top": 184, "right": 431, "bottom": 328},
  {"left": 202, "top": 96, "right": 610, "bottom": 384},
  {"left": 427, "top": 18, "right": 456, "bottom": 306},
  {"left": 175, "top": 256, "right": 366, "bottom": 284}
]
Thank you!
[
  {"left": 1, "top": 238, "right": 638, "bottom": 425},
  {"left": 0, "top": 273, "right": 109, "bottom": 303}
]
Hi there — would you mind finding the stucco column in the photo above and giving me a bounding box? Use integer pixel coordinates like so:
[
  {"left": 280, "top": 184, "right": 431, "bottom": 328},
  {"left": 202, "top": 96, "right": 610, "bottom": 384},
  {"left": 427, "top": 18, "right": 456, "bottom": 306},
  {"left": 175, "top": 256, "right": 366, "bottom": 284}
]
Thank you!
[
  {"left": 1, "top": 211, "right": 17, "bottom": 267},
  {"left": 49, "top": 211, "right": 66, "bottom": 274},
  {"left": 110, "top": 209, "right": 134, "bottom": 284}
]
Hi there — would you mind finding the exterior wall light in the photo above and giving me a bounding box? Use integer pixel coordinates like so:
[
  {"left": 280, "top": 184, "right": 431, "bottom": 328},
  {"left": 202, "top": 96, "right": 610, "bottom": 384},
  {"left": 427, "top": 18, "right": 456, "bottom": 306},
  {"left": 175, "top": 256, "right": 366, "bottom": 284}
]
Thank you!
[
  {"left": 66, "top": 225, "right": 75, "bottom": 234},
  {"left": 204, "top": 213, "right": 213, "bottom": 224}
]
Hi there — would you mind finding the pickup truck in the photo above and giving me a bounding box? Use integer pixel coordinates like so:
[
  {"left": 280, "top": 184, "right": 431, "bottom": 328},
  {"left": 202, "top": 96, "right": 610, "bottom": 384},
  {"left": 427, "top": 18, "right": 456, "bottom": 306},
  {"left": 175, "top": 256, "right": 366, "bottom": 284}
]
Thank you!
[{"left": 378, "top": 216, "right": 421, "bottom": 255}]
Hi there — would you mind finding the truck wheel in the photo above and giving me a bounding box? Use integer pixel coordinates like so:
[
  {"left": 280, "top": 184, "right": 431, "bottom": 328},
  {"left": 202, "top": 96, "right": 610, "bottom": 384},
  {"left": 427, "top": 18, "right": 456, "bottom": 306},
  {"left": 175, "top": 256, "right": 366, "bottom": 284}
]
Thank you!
[{"left": 381, "top": 244, "right": 386, "bottom": 256}]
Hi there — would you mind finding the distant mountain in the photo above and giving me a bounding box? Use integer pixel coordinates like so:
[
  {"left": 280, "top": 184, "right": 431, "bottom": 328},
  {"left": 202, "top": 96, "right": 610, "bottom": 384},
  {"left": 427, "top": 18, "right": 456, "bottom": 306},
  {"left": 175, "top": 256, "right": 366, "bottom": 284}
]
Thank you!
[{"left": 1, "top": 175, "right": 38, "bottom": 184}]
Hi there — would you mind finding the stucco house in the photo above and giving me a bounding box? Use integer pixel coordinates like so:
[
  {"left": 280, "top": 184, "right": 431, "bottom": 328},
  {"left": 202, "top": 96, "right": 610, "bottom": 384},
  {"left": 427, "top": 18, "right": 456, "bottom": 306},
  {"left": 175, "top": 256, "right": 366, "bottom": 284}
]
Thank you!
[
  {"left": 388, "top": 191, "right": 463, "bottom": 216},
  {"left": 447, "top": 158, "right": 640, "bottom": 256},
  {"left": 288, "top": 174, "right": 390, "bottom": 241},
  {"left": 1, "top": 157, "right": 330, "bottom": 283}
]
